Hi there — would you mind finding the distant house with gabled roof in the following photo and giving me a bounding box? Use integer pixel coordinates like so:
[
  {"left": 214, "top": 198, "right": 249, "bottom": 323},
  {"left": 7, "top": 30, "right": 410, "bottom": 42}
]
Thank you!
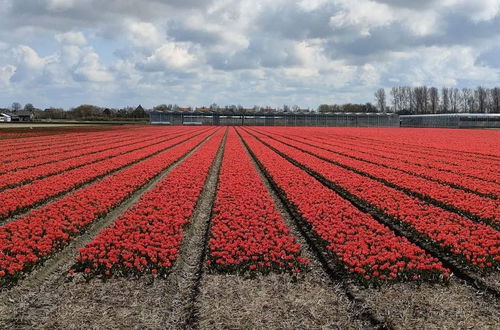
[{"left": 0, "top": 110, "right": 34, "bottom": 122}]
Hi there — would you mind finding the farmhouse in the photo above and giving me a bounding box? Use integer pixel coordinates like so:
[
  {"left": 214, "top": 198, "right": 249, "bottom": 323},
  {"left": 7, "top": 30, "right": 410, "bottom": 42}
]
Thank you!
[
  {"left": 0, "top": 113, "right": 10, "bottom": 122},
  {"left": 0, "top": 111, "right": 34, "bottom": 122}
]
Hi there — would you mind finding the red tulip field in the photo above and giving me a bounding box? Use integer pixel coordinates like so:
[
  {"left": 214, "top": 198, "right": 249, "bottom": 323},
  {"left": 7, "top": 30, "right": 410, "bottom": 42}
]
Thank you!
[{"left": 0, "top": 125, "right": 499, "bottom": 328}]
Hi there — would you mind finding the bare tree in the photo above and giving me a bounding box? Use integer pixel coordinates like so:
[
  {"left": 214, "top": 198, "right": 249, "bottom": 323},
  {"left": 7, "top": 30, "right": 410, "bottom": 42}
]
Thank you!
[
  {"left": 441, "top": 88, "right": 449, "bottom": 113},
  {"left": 491, "top": 88, "right": 500, "bottom": 113},
  {"left": 24, "top": 103, "right": 35, "bottom": 112},
  {"left": 390, "top": 87, "right": 399, "bottom": 113},
  {"left": 429, "top": 87, "right": 439, "bottom": 114},
  {"left": 475, "top": 86, "right": 487, "bottom": 113},
  {"left": 209, "top": 103, "right": 219, "bottom": 112},
  {"left": 450, "top": 88, "right": 459, "bottom": 112},
  {"left": 11, "top": 102, "right": 22, "bottom": 112},
  {"left": 153, "top": 104, "right": 171, "bottom": 111},
  {"left": 414, "top": 87, "right": 428, "bottom": 114},
  {"left": 485, "top": 88, "right": 493, "bottom": 113},
  {"left": 461, "top": 88, "right": 476, "bottom": 112},
  {"left": 459, "top": 88, "right": 467, "bottom": 112},
  {"left": 374, "top": 88, "right": 386, "bottom": 113},
  {"left": 423, "top": 86, "right": 430, "bottom": 113},
  {"left": 403, "top": 86, "right": 413, "bottom": 113},
  {"left": 383, "top": 86, "right": 500, "bottom": 114}
]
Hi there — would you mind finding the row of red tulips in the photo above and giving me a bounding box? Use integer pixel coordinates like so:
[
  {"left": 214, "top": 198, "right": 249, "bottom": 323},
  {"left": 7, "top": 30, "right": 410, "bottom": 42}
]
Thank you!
[
  {"left": 239, "top": 129, "right": 449, "bottom": 282},
  {"left": 0, "top": 129, "right": 186, "bottom": 191},
  {"left": 207, "top": 129, "right": 309, "bottom": 274},
  {"left": 252, "top": 130, "right": 500, "bottom": 269},
  {"left": 73, "top": 130, "right": 224, "bottom": 277},
  {"left": 0, "top": 129, "right": 78, "bottom": 140},
  {"left": 0, "top": 125, "right": 131, "bottom": 149},
  {"left": 309, "top": 127, "right": 499, "bottom": 159},
  {"left": 261, "top": 132, "right": 499, "bottom": 224},
  {"left": 0, "top": 127, "right": 146, "bottom": 163},
  {"left": 0, "top": 128, "right": 159, "bottom": 173},
  {"left": 335, "top": 135, "right": 500, "bottom": 184},
  {"left": 281, "top": 132, "right": 500, "bottom": 198},
  {"left": 258, "top": 127, "right": 500, "bottom": 185},
  {"left": 0, "top": 126, "right": 128, "bottom": 141},
  {"left": 0, "top": 130, "right": 106, "bottom": 153},
  {"left": 0, "top": 129, "right": 214, "bottom": 285},
  {"left": 309, "top": 130, "right": 500, "bottom": 183},
  {"left": 0, "top": 128, "right": 207, "bottom": 220}
]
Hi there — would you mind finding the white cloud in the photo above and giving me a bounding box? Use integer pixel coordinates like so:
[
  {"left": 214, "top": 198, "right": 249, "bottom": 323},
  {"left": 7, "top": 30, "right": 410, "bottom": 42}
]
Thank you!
[
  {"left": 388, "top": 46, "right": 499, "bottom": 86},
  {"left": 137, "top": 42, "right": 197, "bottom": 72},
  {"left": 13, "top": 45, "right": 50, "bottom": 70},
  {"left": 127, "top": 21, "right": 164, "bottom": 48},
  {"left": 47, "top": 0, "right": 79, "bottom": 11},
  {"left": 297, "top": 0, "right": 330, "bottom": 11},
  {"left": 443, "top": 0, "right": 500, "bottom": 22},
  {"left": 56, "top": 31, "right": 87, "bottom": 45},
  {"left": 402, "top": 10, "right": 439, "bottom": 36},
  {"left": 0, "top": 65, "right": 15, "bottom": 85},
  {"left": 359, "top": 63, "right": 381, "bottom": 86},
  {"left": 60, "top": 45, "right": 84, "bottom": 67},
  {"left": 73, "top": 51, "right": 113, "bottom": 82},
  {"left": 283, "top": 67, "right": 318, "bottom": 78},
  {"left": 330, "top": 0, "right": 394, "bottom": 36}
]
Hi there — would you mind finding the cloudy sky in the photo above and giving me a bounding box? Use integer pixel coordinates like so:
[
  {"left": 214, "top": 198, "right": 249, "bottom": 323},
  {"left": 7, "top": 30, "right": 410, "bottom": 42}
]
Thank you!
[{"left": 0, "top": 0, "right": 499, "bottom": 109}]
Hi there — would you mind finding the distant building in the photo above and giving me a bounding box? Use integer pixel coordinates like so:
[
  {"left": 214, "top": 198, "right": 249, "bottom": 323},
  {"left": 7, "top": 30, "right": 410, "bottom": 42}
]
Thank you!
[
  {"left": 0, "top": 110, "right": 34, "bottom": 122},
  {"left": 400, "top": 113, "right": 500, "bottom": 128},
  {"left": 0, "top": 113, "right": 11, "bottom": 122}
]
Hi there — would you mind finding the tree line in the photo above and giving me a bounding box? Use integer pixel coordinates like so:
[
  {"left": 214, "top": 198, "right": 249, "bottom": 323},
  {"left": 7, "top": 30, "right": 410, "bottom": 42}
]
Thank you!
[
  {"left": 1, "top": 104, "right": 149, "bottom": 121},
  {"left": 38, "top": 104, "right": 148, "bottom": 120},
  {"left": 317, "top": 103, "right": 378, "bottom": 113},
  {"left": 321, "top": 86, "right": 500, "bottom": 114},
  {"left": 4, "top": 86, "right": 500, "bottom": 121},
  {"left": 385, "top": 86, "right": 500, "bottom": 114}
]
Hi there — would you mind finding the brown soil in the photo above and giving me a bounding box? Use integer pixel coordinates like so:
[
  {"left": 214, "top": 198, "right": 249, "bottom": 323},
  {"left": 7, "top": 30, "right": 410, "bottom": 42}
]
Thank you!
[
  {"left": 353, "top": 280, "right": 500, "bottom": 330},
  {"left": 197, "top": 273, "right": 365, "bottom": 330},
  {"left": 482, "top": 273, "right": 500, "bottom": 292},
  {"left": 164, "top": 128, "right": 226, "bottom": 328}
]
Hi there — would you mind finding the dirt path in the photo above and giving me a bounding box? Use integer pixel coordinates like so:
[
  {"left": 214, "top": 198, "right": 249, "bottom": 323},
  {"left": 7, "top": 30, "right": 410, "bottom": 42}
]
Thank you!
[
  {"left": 353, "top": 279, "right": 500, "bottom": 329},
  {"left": 162, "top": 129, "right": 227, "bottom": 328}
]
